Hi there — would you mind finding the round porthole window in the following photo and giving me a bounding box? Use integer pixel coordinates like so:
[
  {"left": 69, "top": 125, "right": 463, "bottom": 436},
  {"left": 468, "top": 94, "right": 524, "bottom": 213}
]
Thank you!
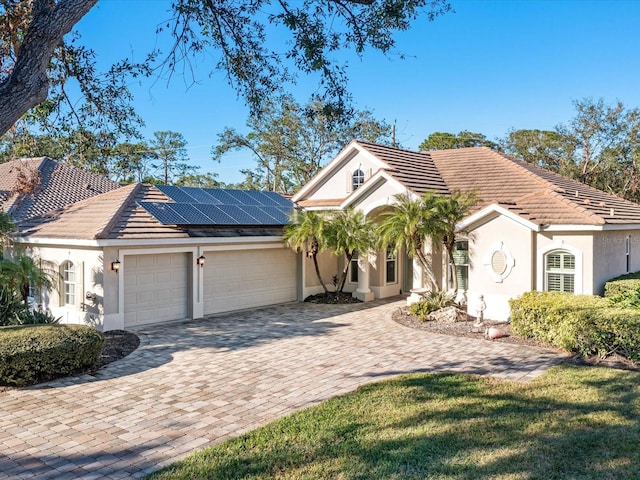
[
  {"left": 483, "top": 242, "right": 515, "bottom": 283},
  {"left": 491, "top": 250, "right": 507, "bottom": 275}
]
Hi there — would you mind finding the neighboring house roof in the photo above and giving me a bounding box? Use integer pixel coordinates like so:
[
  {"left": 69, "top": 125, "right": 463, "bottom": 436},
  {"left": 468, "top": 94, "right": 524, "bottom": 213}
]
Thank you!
[{"left": 0, "top": 157, "right": 121, "bottom": 222}]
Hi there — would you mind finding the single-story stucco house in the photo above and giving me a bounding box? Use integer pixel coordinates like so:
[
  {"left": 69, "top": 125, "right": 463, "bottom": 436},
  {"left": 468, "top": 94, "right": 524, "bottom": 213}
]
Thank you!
[{"left": 4, "top": 139, "right": 640, "bottom": 330}]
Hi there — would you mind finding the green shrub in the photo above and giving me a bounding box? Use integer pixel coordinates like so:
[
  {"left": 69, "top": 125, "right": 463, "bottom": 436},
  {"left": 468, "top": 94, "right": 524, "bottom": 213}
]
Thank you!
[
  {"left": 509, "top": 291, "right": 640, "bottom": 362},
  {"left": 0, "top": 324, "right": 104, "bottom": 386},
  {"left": 409, "top": 290, "right": 457, "bottom": 321},
  {"left": 604, "top": 271, "right": 640, "bottom": 298}
]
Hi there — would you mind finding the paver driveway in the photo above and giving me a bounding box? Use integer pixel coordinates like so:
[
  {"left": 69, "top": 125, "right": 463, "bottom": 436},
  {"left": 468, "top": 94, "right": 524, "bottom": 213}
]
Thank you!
[{"left": 0, "top": 298, "right": 564, "bottom": 479}]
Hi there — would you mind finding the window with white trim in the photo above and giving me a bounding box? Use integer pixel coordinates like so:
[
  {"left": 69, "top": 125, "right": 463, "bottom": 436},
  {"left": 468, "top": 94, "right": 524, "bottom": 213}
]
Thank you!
[
  {"left": 545, "top": 251, "right": 575, "bottom": 293},
  {"left": 386, "top": 247, "right": 397, "bottom": 284},
  {"left": 352, "top": 169, "right": 365, "bottom": 191},
  {"left": 626, "top": 235, "right": 631, "bottom": 273},
  {"left": 350, "top": 252, "right": 359, "bottom": 283},
  {"left": 450, "top": 240, "right": 469, "bottom": 291},
  {"left": 62, "top": 261, "right": 76, "bottom": 305}
]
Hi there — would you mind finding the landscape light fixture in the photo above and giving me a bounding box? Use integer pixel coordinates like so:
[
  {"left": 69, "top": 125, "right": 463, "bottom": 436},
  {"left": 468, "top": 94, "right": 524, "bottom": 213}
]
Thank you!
[
  {"left": 197, "top": 255, "right": 206, "bottom": 267},
  {"left": 111, "top": 259, "right": 121, "bottom": 273}
]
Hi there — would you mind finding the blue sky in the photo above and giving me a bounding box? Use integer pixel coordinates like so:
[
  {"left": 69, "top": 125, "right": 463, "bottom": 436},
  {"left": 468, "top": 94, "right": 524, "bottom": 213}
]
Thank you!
[{"left": 76, "top": 0, "right": 640, "bottom": 184}]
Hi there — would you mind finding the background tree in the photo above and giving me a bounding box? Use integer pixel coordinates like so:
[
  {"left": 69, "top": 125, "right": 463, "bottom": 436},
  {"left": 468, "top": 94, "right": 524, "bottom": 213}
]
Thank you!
[
  {"left": 325, "top": 210, "right": 375, "bottom": 293},
  {"left": 109, "top": 141, "right": 156, "bottom": 184},
  {"left": 213, "top": 95, "right": 392, "bottom": 193},
  {"left": 419, "top": 131, "right": 500, "bottom": 151},
  {"left": 0, "top": 0, "right": 451, "bottom": 139},
  {"left": 501, "top": 129, "right": 578, "bottom": 175},
  {"left": 377, "top": 193, "right": 443, "bottom": 290},
  {"left": 283, "top": 210, "right": 330, "bottom": 294},
  {"left": 149, "top": 131, "right": 196, "bottom": 185},
  {"left": 174, "top": 172, "right": 223, "bottom": 188}
]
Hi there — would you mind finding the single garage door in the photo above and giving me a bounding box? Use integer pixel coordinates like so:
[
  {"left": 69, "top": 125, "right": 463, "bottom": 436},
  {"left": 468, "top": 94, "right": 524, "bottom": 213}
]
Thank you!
[
  {"left": 124, "top": 253, "right": 189, "bottom": 328},
  {"left": 203, "top": 248, "right": 296, "bottom": 315}
]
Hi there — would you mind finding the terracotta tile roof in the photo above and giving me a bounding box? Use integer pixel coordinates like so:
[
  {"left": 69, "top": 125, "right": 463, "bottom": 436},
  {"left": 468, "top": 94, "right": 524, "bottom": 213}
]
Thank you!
[
  {"left": 0, "top": 158, "right": 121, "bottom": 222},
  {"left": 429, "top": 147, "right": 640, "bottom": 226},
  {"left": 357, "top": 141, "right": 450, "bottom": 196}
]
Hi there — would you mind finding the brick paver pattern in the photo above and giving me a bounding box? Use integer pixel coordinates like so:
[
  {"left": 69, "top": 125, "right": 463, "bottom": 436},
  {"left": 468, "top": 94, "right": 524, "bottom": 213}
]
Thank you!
[{"left": 0, "top": 299, "right": 565, "bottom": 479}]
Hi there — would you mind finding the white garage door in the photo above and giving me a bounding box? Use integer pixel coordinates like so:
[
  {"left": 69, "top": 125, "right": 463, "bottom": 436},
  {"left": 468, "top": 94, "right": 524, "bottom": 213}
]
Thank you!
[
  {"left": 124, "top": 253, "right": 189, "bottom": 328},
  {"left": 203, "top": 248, "right": 297, "bottom": 315}
]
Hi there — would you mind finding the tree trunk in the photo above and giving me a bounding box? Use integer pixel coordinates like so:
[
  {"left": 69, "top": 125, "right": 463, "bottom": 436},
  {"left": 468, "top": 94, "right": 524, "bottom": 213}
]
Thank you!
[
  {"left": 415, "top": 248, "right": 438, "bottom": 291},
  {"left": 0, "top": 0, "right": 98, "bottom": 136},
  {"left": 338, "top": 251, "right": 353, "bottom": 293},
  {"left": 312, "top": 254, "right": 329, "bottom": 294},
  {"left": 447, "top": 247, "right": 458, "bottom": 292}
]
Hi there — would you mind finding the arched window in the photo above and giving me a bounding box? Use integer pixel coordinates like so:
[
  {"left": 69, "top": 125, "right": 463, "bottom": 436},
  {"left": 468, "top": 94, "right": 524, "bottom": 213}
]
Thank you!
[
  {"left": 352, "top": 169, "right": 365, "bottom": 191},
  {"left": 545, "top": 250, "right": 575, "bottom": 292},
  {"left": 61, "top": 261, "right": 76, "bottom": 305}
]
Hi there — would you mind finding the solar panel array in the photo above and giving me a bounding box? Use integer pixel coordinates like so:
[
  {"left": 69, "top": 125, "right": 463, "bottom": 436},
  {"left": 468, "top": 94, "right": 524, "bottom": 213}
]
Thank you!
[{"left": 138, "top": 186, "right": 293, "bottom": 226}]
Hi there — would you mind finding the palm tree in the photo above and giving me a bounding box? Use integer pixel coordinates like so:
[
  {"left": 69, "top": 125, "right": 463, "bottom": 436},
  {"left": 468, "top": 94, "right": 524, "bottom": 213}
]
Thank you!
[
  {"left": 376, "top": 192, "right": 443, "bottom": 290},
  {"left": 283, "top": 209, "right": 330, "bottom": 294},
  {"left": 434, "top": 191, "right": 477, "bottom": 292},
  {"left": 325, "top": 209, "right": 375, "bottom": 292},
  {"left": 0, "top": 254, "right": 55, "bottom": 311}
]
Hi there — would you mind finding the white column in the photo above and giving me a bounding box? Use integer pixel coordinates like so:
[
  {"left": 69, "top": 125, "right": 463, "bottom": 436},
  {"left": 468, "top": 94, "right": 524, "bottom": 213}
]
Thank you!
[{"left": 354, "top": 257, "right": 374, "bottom": 301}]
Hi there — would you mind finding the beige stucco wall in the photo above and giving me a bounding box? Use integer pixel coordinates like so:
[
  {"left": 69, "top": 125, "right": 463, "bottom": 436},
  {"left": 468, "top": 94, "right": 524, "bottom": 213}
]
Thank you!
[
  {"left": 304, "top": 149, "right": 380, "bottom": 201},
  {"left": 28, "top": 244, "right": 105, "bottom": 328},
  {"left": 303, "top": 250, "right": 339, "bottom": 297},
  {"left": 592, "top": 230, "right": 640, "bottom": 294},
  {"left": 465, "top": 215, "right": 534, "bottom": 321}
]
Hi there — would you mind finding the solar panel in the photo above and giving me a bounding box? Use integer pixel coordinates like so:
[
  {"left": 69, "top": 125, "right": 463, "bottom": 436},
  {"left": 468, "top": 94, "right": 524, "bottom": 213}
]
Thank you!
[
  {"left": 263, "top": 191, "right": 293, "bottom": 207},
  {"left": 156, "top": 185, "right": 199, "bottom": 203},
  {"left": 180, "top": 188, "right": 222, "bottom": 205},
  {"left": 139, "top": 202, "right": 189, "bottom": 224},
  {"left": 193, "top": 204, "right": 239, "bottom": 224},
  {"left": 217, "top": 205, "right": 262, "bottom": 225},
  {"left": 203, "top": 189, "right": 238, "bottom": 205},
  {"left": 167, "top": 203, "right": 214, "bottom": 224},
  {"left": 222, "top": 189, "right": 257, "bottom": 205},
  {"left": 259, "top": 206, "right": 291, "bottom": 224},
  {"left": 237, "top": 205, "right": 279, "bottom": 224}
]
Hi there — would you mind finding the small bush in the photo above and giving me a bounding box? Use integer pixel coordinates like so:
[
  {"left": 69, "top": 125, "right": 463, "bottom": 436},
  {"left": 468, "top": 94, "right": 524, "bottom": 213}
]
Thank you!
[
  {"left": 409, "top": 290, "right": 457, "bottom": 321},
  {"left": 0, "top": 324, "right": 104, "bottom": 386},
  {"left": 509, "top": 291, "right": 640, "bottom": 362},
  {"left": 604, "top": 271, "right": 640, "bottom": 298}
]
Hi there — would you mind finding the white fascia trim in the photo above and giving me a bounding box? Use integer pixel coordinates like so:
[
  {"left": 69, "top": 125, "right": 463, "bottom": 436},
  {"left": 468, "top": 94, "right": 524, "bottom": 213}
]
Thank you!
[
  {"left": 292, "top": 141, "right": 388, "bottom": 202},
  {"left": 458, "top": 204, "right": 540, "bottom": 232},
  {"left": 14, "top": 236, "right": 285, "bottom": 248},
  {"left": 598, "top": 224, "right": 640, "bottom": 231},
  {"left": 541, "top": 224, "right": 603, "bottom": 232},
  {"left": 340, "top": 171, "right": 411, "bottom": 211}
]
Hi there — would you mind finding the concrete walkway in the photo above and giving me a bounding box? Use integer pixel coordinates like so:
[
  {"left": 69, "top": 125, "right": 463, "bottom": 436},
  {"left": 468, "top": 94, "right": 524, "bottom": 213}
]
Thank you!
[{"left": 0, "top": 299, "right": 564, "bottom": 479}]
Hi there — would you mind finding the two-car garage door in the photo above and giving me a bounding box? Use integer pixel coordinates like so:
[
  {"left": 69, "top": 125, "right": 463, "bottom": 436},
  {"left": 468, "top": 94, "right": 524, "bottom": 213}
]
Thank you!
[
  {"left": 203, "top": 248, "right": 297, "bottom": 316},
  {"left": 123, "top": 248, "right": 297, "bottom": 328}
]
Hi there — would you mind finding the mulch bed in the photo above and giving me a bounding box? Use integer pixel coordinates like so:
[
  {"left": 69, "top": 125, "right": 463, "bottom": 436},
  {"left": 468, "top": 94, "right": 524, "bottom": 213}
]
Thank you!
[
  {"left": 95, "top": 330, "right": 140, "bottom": 369},
  {"left": 392, "top": 306, "right": 640, "bottom": 372},
  {"left": 304, "top": 292, "right": 362, "bottom": 304}
]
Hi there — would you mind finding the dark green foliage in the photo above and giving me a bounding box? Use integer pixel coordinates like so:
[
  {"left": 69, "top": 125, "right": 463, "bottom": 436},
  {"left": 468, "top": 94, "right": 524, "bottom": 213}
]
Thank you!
[
  {"left": 408, "top": 290, "right": 457, "bottom": 320},
  {"left": 509, "top": 291, "right": 640, "bottom": 362},
  {"left": 0, "top": 324, "right": 104, "bottom": 386},
  {"left": 604, "top": 271, "right": 640, "bottom": 299}
]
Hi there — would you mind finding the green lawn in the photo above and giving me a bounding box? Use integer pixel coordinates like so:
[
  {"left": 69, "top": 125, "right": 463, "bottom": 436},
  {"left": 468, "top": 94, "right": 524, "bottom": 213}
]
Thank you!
[{"left": 147, "top": 365, "right": 640, "bottom": 480}]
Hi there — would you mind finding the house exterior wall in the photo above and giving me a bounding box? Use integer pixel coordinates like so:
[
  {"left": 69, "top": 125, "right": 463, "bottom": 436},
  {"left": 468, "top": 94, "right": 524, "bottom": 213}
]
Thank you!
[
  {"left": 466, "top": 215, "right": 534, "bottom": 321},
  {"left": 303, "top": 250, "right": 340, "bottom": 298},
  {"left": 592, "top": 230, "right": 640, "bottom": 295},
  {"left": 28, "top": 245, "right": 105, "bottom": 328},
  {"left": 303, "top": 150, "right": 379, "bottom": 201}
]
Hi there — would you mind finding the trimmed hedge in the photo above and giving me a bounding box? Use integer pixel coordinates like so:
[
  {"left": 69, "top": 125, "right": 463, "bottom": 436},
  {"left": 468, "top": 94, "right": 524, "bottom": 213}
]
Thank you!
[
  {"left": 0, "top": 324, "right": 104, "bottom": 386},
  {"left": 509, "top": 291, "right": 640, "bottom": 362},
  {"left": 604, "top": 271, "right": 640, "bottom": 298}
]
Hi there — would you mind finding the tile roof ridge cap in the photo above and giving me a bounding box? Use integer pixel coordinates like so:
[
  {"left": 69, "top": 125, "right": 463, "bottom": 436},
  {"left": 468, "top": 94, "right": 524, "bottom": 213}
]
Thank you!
[
  {"left": 96, "top": 183, "right": 143, "bottom": 239},
  {"left": 356, "top": 140, "right": 430, "bottom": 156}
]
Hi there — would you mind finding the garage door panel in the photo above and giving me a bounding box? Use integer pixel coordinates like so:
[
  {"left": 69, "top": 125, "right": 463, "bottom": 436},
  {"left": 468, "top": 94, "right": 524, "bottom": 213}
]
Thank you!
[
  {"left": 124, "top": 253, "right": 189, "bottom": 328},
  {"left": 203, "top": 248, "right": 296, "bottom": 315}
]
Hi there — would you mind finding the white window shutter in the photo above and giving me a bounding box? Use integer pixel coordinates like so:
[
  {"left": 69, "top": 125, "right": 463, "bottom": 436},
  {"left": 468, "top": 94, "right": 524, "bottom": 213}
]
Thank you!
[
  {"left": 49, "top": 263, "right": 60, "bottom": 307},
  {"left": 75, "top": 261, "right": 85, "bottom": 310}
]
